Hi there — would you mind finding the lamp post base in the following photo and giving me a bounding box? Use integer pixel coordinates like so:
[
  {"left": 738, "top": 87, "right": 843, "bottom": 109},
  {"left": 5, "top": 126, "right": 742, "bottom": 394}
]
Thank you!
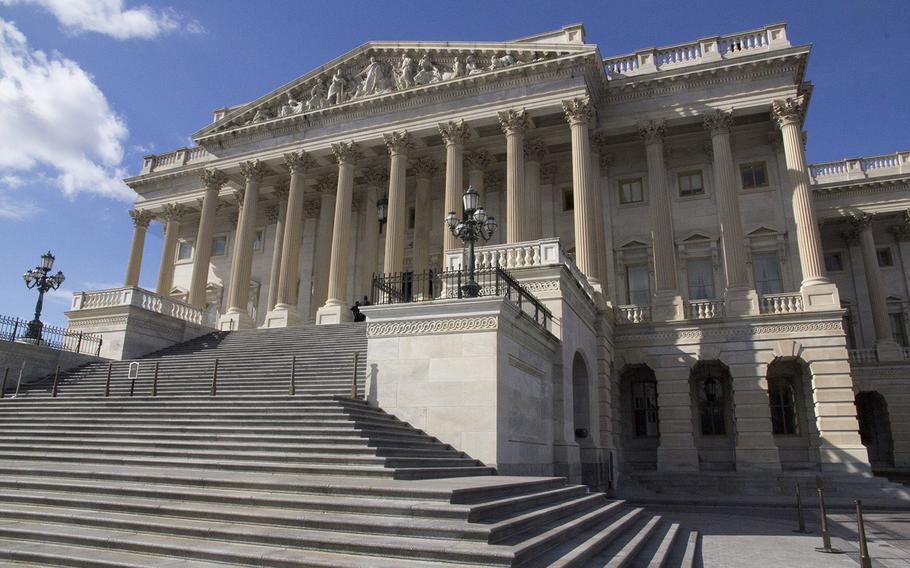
[{"left": 23, "top": 319, "right": 43, "bottom": 341}]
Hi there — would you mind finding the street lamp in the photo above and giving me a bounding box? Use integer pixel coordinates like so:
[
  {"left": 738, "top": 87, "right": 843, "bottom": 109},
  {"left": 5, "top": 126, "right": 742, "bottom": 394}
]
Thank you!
[
  {"left": 376, "top": 197, "right": 388, "bottom": 233},
  {"left": 22, "top": 250, "right": 65, "bottom": 341},
  {"left": 445, "top": 185, "right": 497, "bottom": 297}
]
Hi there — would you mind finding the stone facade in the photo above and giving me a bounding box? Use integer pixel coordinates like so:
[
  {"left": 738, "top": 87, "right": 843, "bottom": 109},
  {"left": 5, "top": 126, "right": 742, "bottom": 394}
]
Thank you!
[{"left": 67, "top": 22, "right": 910, "bottom": 485}]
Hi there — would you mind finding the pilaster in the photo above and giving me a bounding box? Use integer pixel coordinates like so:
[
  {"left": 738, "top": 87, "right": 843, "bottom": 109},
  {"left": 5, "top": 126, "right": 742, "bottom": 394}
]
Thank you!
[{"left": 189, "top": 168, "right": 227, "bottom": 308}]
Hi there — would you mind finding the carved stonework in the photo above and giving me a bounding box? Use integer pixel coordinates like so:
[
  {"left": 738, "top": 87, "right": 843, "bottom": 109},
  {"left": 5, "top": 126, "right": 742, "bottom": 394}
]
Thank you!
[
  {"left": 438, "top": 120, "right": 471, "bottom": 146},
  {"left": 314, "top": 175, "right": 338, "bottom": 195},
  {"left": 703, "top": 109, "right": 733, "bottom": 135},
  {"left": 239, "top": 159, "right": 269, "bottom": 182},
  {"left": 411, "top": 156, "right": 438, "bottom": 178},
  {"left": 767, "top": 130, "right": 784, "bottom": 151},
  {"left": 383, "top": 131, "right": 413, "bottom": 155},
  {"left": 129, "top": 209, "right": 154, "bottom": 229},
  {"left": 598, "top": 153, "right": 613, "bottom": 176},
  {"left": 464, "top": 149, "right": 492, "bottom": 171},
  {"left": 524, "top": 137, "right": 547, "bottom": 162},
  {"left": 638, "top": 120, "right": 666, "bottom": 145},
  {"left": 541, "top": 162, "right": 558, "bottom": 180},
  {"left": 232, "top": 188, "right": 245, "bottom": 207},
  {"left": 303, "top": 197, "right": 321, "bottom": 219},
  {"left": 272, "top": 181, "right": 290, "bottom": 202},
  {"left": 201, "top": 168, "right": 228, "bottom": 189},
  {"left": 485, "top": 170, "right": 504, "bottom": 190},
  {"left": 265, "top": 205, "right": 280, "bottom": 224},
  {"left": 498, "top": 108, "right": 529, "bottom": 136},
  {"left": 283, "top": 151, "right": 316, "bottom": 173},
  {"left": 159, "top": 203, "right": 188, "bottom": 223},
  {"left": 592, "top": 130, "right": 608, "bottom": 153},
  {"left": 562, "top": 96, "right": 592, "bottom": 126},
  {"left": 703, "top": 140, "right": 714, "bottom": 163},
  {"left": 771, "top": 95, "right": 806, "bottom": 128},
  {"left": 890, "top": 210, "right": 910, "bottom": 241},
  {"left": 360, "top": 166, "right": 389, "bottom": 188},
  {"left": 850, "top": 212, "right": 874, "bottom": 231},
  {"left": 366, "top": 316, "right": 498, "bottom": 337},
  {"left": 331, "top": 141, "right": 361, "bottom": 164}
]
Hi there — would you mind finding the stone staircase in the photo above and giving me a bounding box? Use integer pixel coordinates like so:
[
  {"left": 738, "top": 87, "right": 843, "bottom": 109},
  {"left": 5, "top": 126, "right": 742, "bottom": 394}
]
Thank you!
[{"left": 0, "top": 323, "right": 698, "bottom": 567}]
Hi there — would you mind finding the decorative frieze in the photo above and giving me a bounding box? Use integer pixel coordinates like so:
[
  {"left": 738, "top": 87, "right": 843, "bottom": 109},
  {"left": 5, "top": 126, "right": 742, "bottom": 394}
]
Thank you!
[
  {"left": 313, "top": 175, "right": 338, "bottom": 195},
  {"left": 366, "top": 316, "right": 498, "bottom": 337},
  {"left": 360, "top": 166, "right": 389, "bottom": 188},
  {"left": 158, "top": 203, "right": 188, "bottom": 223},
  {"left": 272, "top": 181, "right": 290, "bottom": 202},
  {"left": 465, "top": 149, "right": 492, "bottom": 171},
  {"left": 411, "top": 156, "right": 438, "bottom": 178},
  {"left": 524, "top": 137, "right": 547, "bottom": 162}
]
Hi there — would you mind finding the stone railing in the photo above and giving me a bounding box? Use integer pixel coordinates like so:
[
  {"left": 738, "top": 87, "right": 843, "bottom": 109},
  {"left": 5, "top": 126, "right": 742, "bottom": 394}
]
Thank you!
[
  {"left": 760, "top": 292, "right": 804, "bottom": 314},
  {"left": 809, "top": 151, "right": 910, "bottom": 185},
  {"left": 603, "top": 23, "right": 790, "bottom": 78},
  {"left": 848, "top": 348, "right": 878, "bottom": 365},
  {"left": 71, "top": 287, "right": 205, "bottom": 325},
  {"left": 140, "top": 146, "right": 212, "bottom": 174},
  {"left": 445, "top": 237, "right": 596, "bottom": 300},
  {"left": 686, "top": 299, "right": 725, "bottom": 320},
  {"left": 614, "top": 305, "right": 650, "bottom": 324}
]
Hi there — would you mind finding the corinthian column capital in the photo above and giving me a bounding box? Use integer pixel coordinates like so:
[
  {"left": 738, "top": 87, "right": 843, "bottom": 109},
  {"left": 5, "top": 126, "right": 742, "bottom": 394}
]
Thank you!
[
  {"left": 159, "top": 203, "right": 188, "bottom": 223},
  {"left": 438, "top": 120, "right": 471, "bottom": 146},
  {"left": 283, "top": 150, "right": 316, "bottom": 173},
  {"left": 332, "top": 141, "right": 362, "bottom": 164},
  {"left": 498, "top": 108, "right": 529, "bottom": 136},
  {"left": 411, "top": 156, "right": 438, "bottom": 179},
  {"left": 703, "top": 109, "right": 734, "bottom": 135},
  {"left": 239, "top": 159, "right": 269, "bottom": 182},
  {"left": 562, "top": 96, "right": 592, "bottom": 126},
  {"left": 849, "top": 212, "right": 874, "bottom": 231},
  {"left": 200, "top": 168, "right": 228, "bottom": 189},
  {"left": 771, "top": 95, "right": 807, "bottom": 128},
  {"left": 464, "top": 148, "right": 492, "bottom": 170},
  {"left": 272, "top": 181, "right": 290, "bottom": 202},
  {"left": 383, "top": 131, "right": 413, "bottom": 156},
  {"left": 314, "top": 174, "right": 337, "bottom": 196},
  {"left": 523, "top": 137, "right": 547, "bottom": 162},
  {"left": 129, "top": 208, "right": 154, "bottom": 229},
  {"left": 360, "top": 166, "right": 388, "bottom": 188},
  {"left": 638, "top": 120, "right": 666, "bottom": 145}
]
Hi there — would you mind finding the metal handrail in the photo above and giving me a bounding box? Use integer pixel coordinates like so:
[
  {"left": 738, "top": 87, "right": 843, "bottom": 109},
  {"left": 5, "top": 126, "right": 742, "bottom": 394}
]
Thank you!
[{"left": 0, "top": 314, "right": 102, "bottom": 356}]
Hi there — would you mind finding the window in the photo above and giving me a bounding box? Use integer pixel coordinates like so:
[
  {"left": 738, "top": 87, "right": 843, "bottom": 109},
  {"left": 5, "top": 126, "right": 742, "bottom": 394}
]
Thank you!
[
  {"left": 562, "top": 188, "right": 574, "bottom": 211},
  {"left": 632, "top": 380, "right": 659, "bottom": 437},
  {"left": 619, "top": 178, "right": 644, "bottom": 204},
  {"left": 211, "top": 235, "right": 227, "bottom": 257},
  {"left": 877, "top": 247, "right": 894, "bottom": 268},
  {"left": 768, "top": 377, "right": 799, "bottom": 435},
  {"left": 176, "top": 239, "right": 193, "bottom": 261},
  {"left": 824, "top": 252, "right": 844, "bottom": 272},
  {"left": 252, "top": 229, "right": 265, "bottom": 253},
  {"left": 890, "top": 312, "right": 908, "bottom": 347},
  {"left": 626, "top": 264, "right": 650, "bottom": 305},
  {"left": 696, "top": 376, "right": 726, "bottom": 435},
  {"left": 740, "top": 162, "right": 768, "bottom": 189},
  {"left": 407, "top": 207, "right": 416, "bottom": 229},
  {"left": 678, "top": 170, "right": 704, "bottom": 197},
  {"left": 687, "top": 259, "right": 715, "bottom": 300},
  {"left": 752, "top": 253, "right": 782, "bottom": 295}
]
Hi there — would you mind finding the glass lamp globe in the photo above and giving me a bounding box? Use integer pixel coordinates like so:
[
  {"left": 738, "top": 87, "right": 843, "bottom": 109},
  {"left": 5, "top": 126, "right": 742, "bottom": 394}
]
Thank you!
[
  {"left": 445, "top": 211, "right": 458, "bottom": 230},
  {"left": 23, "top": 271, "right": 33, "bottom": 284},
  {"left": 473, "top": 207, "right": 487, "bottom": 224},
  {"left": 40, "top": 250, "right": 55, "bottom": 270},
  {"left": 484, "top": 216, "right": 498, "bottom": 235},
  {"left": 376, "top": 198, "right": 388, "bottom": 223},
  {"left": 53, "top": 271, "right": 66, "bottom": 286},
  {"left": 462, "top": 185, "right": 480, "bottom": 214}
]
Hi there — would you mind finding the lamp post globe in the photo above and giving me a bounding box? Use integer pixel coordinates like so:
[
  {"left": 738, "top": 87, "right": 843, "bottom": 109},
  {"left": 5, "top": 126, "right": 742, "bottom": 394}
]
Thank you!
[
  {"left": 444, "top": 185, "right": 497, "bottom": 298},
  {"left": 22, "top": 250, "right": 65, "bottom": 342}
]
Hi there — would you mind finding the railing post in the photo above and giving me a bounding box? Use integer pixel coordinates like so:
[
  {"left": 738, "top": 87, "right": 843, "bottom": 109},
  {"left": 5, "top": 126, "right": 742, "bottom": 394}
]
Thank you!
[
  {"left": 351, "top": 352, "right": 359, "bottom": 399},
  {"left": 105, "top": 362, "right": 112, "bottom": 397},
  {"left": 51, "top": 365, "right": 60, "bottom": 398},
  {"left": 0, "top": 367, "right": 7, "bottom": 399},
  {"left": 10, "top": 318, "right": 17, "bottom": 342},
  {"left": 289, "top": 355, "right": 296, "bottom": 396},
  {"left": 152, "top": 361, "right": 159, "bottom": 397},
  {"left": 856, "top": 499, "right": 872, "bottom": 568},
  {"left": 75, "top": 332, "right": 83, "bottom": 354},
  {"left": 815, "top": 476, "right": 837, "bottom": 553},
  {"left": 96, "top": 337, "right": 103, "bottom": 357},
  {"left": 793, "top": 483, "right": 808, "bottom": 533},
  {"left": 210, "top": 358, "right": 219, "bottom": 397}
]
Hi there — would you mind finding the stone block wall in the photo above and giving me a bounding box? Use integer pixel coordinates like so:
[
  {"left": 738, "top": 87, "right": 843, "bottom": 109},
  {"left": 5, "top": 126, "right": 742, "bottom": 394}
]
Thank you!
[{"left": 0, "top": 341, "right": 106, "bottom": 392}]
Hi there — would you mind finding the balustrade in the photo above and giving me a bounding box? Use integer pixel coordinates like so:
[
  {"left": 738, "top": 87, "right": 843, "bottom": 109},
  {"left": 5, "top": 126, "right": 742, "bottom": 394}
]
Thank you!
[
  {"left": 141, "top": 146, "right": 212, "bottom": 174},
  {"left": 760, "top": 293, "right": 804, "bottom": 314},
  {"left": 615, "top": 305, "right": 650, "bottom": 324},
  {"left": 810, "top": 152, "right": 910, "bottom": 184},
  {"left": 686, "top": 299, "right": 725, "bottom": 320},
  {"left": 72, "top": 287, "right": 205, "bottom": 325},
  {"left": 849, "top": 348, "right": 878, "bottom": 365}
]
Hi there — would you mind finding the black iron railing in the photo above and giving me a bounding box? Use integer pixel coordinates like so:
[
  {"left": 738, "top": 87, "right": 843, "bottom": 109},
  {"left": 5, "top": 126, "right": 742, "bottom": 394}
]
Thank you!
[
  {"left": 0, "top": 315, "right": 102, "bottom": 356},
  {"left": 371, "top": 268, "right": 553, "bottom": 331}
]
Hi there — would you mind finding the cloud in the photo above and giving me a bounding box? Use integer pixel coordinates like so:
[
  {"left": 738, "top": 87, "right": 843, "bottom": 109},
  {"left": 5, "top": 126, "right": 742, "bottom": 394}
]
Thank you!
[
  {"left": 0, "top": 190, "right": 41, "bottom": 220},
  {"left": 0, "top": 0, "right": 203, "bottom": 39},
  {"left": 0, "top": 18, "right": 133, "bottom": 201}
]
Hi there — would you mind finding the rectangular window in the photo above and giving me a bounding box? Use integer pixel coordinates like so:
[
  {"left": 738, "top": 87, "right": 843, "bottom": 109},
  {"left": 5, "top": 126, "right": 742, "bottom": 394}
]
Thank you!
[
  {"left": 211, "top": 236, "right": 227, "bottom": 257},
  {"left": 176, "top": 240, "right": 193, "bottom": 261},
  {"left": 687, "top": 259, "right": 715, "bottom": 300},
  {"left": 752, "top": 253, "right": 783, "bottom": 295},
  {"left": 678, "top": 170, "right": 704, "bottom": 197},
  {"left": 407, "top": 207, "right": 416, "bottom": 229},
  {"left": 890, "top": 312, "right": 908, "bottom": 347},
  {"left": 619, "top": 178, "right": 644, "bottom": 204},
  {"left": 626, "top": 264, "right": 650, "bottom": 306},
  {"left": 740, "top": 162, "right": 768, "bottom": 189},
  {"left": 632, "top": 381, "right": 659, "bottom": 437},
  {"left": 562, "top": 188, "right": 574, "bottom": 211},
  {"left": 824, "top": 252, "right": 844, "bottom": 272},
  {"left": 769, "top": 377, "right": 799, "bottom": 435},
  {"left": 252, "top": 229, "right": 265, "bottom": 253},
  {"left": 877, "top": 247, "right": 894, "bottom": 268}
]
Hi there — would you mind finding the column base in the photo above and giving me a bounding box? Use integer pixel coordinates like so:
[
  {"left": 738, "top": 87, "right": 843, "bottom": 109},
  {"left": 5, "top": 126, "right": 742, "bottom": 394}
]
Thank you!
[
  {"left": 218, "top": 309, "right": 255, "bottom": 331},
  {"left": 800, "top": 280, "right": 841, "bottom": 312},
  {"left": 263, "top": 305, "right": 302, "bottom": 329},
  {"left": 724, "top": 286, "right": 759, "bottom": 317},
  {"left": 876, "top": 340, "right": 904, "bottom": 362},
  {"left": 315, "top": 301, "right": 353, "bottom": 325},
  {"left": 651, "top": 291, "right": 684, "bottom": 322}
]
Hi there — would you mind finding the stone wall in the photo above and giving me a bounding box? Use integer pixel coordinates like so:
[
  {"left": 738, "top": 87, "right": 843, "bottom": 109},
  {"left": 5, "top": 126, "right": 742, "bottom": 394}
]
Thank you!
[{"left": 0, "top": 341, "right": 106, "bottom": 392}]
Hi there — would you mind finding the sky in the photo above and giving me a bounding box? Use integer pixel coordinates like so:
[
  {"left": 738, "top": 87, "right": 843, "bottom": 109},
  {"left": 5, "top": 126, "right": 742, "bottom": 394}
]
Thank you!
[{"left": 0, "top": 0, "right": 908, "bottom": 327}]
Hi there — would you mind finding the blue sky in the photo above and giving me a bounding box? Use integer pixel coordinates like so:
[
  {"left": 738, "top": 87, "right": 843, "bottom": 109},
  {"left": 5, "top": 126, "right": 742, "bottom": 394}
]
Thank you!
[{"left": 0, "top": 0, "right": 907, "bottom": 327}]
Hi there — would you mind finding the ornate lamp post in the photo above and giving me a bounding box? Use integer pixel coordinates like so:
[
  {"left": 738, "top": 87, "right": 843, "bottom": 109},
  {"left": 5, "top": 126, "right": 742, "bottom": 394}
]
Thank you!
[
  {"left": 22, "top": 250, "right": 65, "bottom": 341},
  {"left": 445, "top": 185, "right": 497, "bottom": 297},
  {"left": 376, "top": 196, "right": 388, "bottom": 233}
]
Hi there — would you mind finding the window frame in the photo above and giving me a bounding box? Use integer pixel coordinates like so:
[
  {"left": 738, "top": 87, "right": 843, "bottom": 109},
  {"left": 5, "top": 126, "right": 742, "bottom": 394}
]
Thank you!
[
  {"left": 251, "top": 227, "right": 266, "bottom": 254},
  {"left": 618, "top": 177, "right": 645, "bottom": 205},
  {"left": 686, "top": 257, "right": 716, "bottom": 300},
  {"left": 768, "top": 376, "right": 800, "bottom": 436},
  {"left": 876, "top": 246, "right": 895, "bottom": 268},
  {"left": 561, "top": 187, "right": 574, "bottom": 212},
  {"left": 739, "top": 161, "right": 770, "bottom": 191},
  {"left": 626, "top": 263, "right": 651, "bottom": 306},
  {"left": 210, "top": 233, "right": 229, "bottom": 258},
  {"left": 677, "top": 169, "right": 705, "bottom": 198},
  {"left": 824, "top": 251, "right": 845, "bottom": 273},
  {"left": 631, "top": 379, "right": 660, "bottom": 438},
  {"left": 175, "top": 238, "right": 194, "bottom": 264},
  {"left": 751, "top": 251, "right": 783, "bottom": 295}
]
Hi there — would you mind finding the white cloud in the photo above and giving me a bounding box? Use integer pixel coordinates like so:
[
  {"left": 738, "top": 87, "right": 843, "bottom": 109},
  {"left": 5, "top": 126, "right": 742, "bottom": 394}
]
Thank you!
[
  {"left": 0, "top": 0, "right": 203, "bottom": 39},
  {"left": 0, "top": 189, "right": 41, "bottom": 219},
  {"left": 0, "top": 18, "right": 133, "bottom": 201}
]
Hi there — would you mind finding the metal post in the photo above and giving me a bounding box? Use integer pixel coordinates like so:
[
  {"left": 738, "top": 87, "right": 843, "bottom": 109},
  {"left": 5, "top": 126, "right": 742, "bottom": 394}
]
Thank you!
[
  {"left": 289, "top": 355, "right": 296, "bottom": 396},
  {"left": 104, "top": 362, "right": 112, "bottom": 397},
  {"left": 51, "top": 365, "right": 60, "bottom": 398},
  {"left": 75, "top": 331, "right": 83, "bottom": 354},
  {"left": 0, "top": 367, "right": 7, "bottom": 399},
  {"left": 96, "top": 337, "right": 103, "bottom": 357},
  {"left": 815, "top": 476, "right": 838, "bottom": 553},
  {"left": 793, "top": 483, "right": 808, "bottom": 533},
  {"left": 152, "top": 361, "right": 159, "bottom": 397},
  {"left": 210, "top": 358, "right": 219, "bottom": 397},
  {"left": 10, "top": 319, "right": 18, "bottom": 342},
  {"left": 351, "top": 352, "right": 359, "bottom": 399},
  {"left": 14, "top": 362, "right": 23, "bottom": 398},
  {"left": 856, "top": 499, "right": 872, "bottom": 568}
]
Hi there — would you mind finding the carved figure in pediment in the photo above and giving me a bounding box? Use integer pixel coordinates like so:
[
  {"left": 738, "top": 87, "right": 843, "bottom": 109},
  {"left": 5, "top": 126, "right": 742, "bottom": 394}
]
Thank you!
[
  {"left": 248, "top": 107, "right": 273, "bottom": 124},
  {"left": 278, "top": 92, "right": 303, "bottom": 117},
  {"left": 466, "top": 54, "right": 483, "bottom": 75},
  {"left": 356, "top": 56, "right": 393, "bottom": 97},
  {"left": 489, "top": 53, "right": 518, "bottom": 70},
  {"left": 395, "top": 53, "right": 415, "bottom": 89},
  {"left": 327, "top": 69, "right": 348, "bottom": 105},
  {"left": 441, "top": 57, "right": 464, "bottom": 81},
  {"left": 414, "top": 52, "right": 440, "bottom": 85},
  {"left": 306, "top": 81, "right": 327, "bottom": 111}
]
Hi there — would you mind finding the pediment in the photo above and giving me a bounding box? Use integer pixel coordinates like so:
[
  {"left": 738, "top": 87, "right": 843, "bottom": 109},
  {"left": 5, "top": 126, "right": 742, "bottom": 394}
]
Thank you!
[
  {"left": 746, "top": 225, "right": 782, "bottom": 237},
  {"left": 619, "top": 238, "right": 650, "bottom": 249},
  {"left": 194, "top": 30, "right": 597, "bottom": 141},
  {"left": 679, "top": 231, "right": 716, "bottom": 243}
]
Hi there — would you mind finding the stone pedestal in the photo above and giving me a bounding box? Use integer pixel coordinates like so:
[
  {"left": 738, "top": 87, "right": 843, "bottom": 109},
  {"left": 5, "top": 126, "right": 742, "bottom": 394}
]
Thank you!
[
  {"left": 264, "top": 305, "right": 302, "bottom": 329},
  {"left": 800, "top": 281, "right": 840, "bottom": 312},
  {"left": 724, "top": 286, "right": 760, "bottom": 317},
  {"left": 315, "top": 303, "right": 353, "bottom": 325},
  {"left": 651, "top": 291, "right": 684, "bottom": 322},
  {"left": 218, "top": 309, "right": 255, "bottom": 331}
]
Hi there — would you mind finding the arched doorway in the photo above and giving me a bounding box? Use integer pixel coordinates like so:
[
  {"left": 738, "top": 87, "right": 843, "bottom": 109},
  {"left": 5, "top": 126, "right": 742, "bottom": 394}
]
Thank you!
[
  {"left": 619, "top": 364, "right": 659, "bottom": 471},
  {"left": 690, "top": 360, "right": 735, "bottom": 471},
  {"left": 767, "top": 358, "right": 817, "bottom": 470},
  {"left": 855, "top": 391, "right": 895, "bottom": 469}
]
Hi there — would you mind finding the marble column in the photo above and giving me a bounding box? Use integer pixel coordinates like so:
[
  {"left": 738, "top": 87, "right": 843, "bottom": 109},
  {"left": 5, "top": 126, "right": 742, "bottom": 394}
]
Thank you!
[
  {"left": 265, "top": 184, "right": 290, "bottom": 313},
  {"left": 268, "top": 151, "right": 315, "bottom": 327},
  {"left": 189, "top": 169, "right": 227, "bottom": 308},
  {"left": 592, "top": 133, "right": 611, "bottom": 292},
  {"left": 499, "top": 108, "right": 530, "bottom": 244},
  {"left": 383, "top": 131, "right": 413, "bottom": 274},
  {"left": 222, "top": 160, "right": 268, "bottom": 329},
  {"left": 639, "top": 120, "right": 682, "bottom": 320},
  {"left": 704, "top": 110, "right": 759, "bottom": 315},
  {"left": 155, "top": 204, "right": 187, "bottom": 296},
  {"left": 317, "top": 141, "right": 360, "bottom": 325},
  {"left": 772, "top": 96, "right": 839, "bottom": 310},
  {"left": 309, "top": 175, "right": 337, "bottom": 321},
  {"left": 357, "top": 167, "right": 387, "bottom": 300},
  {"left": 438, "top": 121, "right": 470, "bottom": 254},
  {"left": 851, "top": 213, "right": 901, "bottom": 360},
  {"left": 524, "top": 137, "right": 546, "bottom": 241},
  {"left": 412, "top": 157, "right": 437, "bottom": 276},
  {"left": 124, "top": 209, "right": 154, "bottom": 287},
  {"left": 465, "top": 149, "right": 491, "bottom": 201},
  {"left": 564, "top": 97, "right": 601, "bottom": 286}
]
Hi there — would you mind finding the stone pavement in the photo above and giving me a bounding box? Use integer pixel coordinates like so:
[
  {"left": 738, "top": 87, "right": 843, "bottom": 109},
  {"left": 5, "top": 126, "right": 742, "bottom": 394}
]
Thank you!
[{"left": 647, "top": 505, "right": 910, "bottom": 567}]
